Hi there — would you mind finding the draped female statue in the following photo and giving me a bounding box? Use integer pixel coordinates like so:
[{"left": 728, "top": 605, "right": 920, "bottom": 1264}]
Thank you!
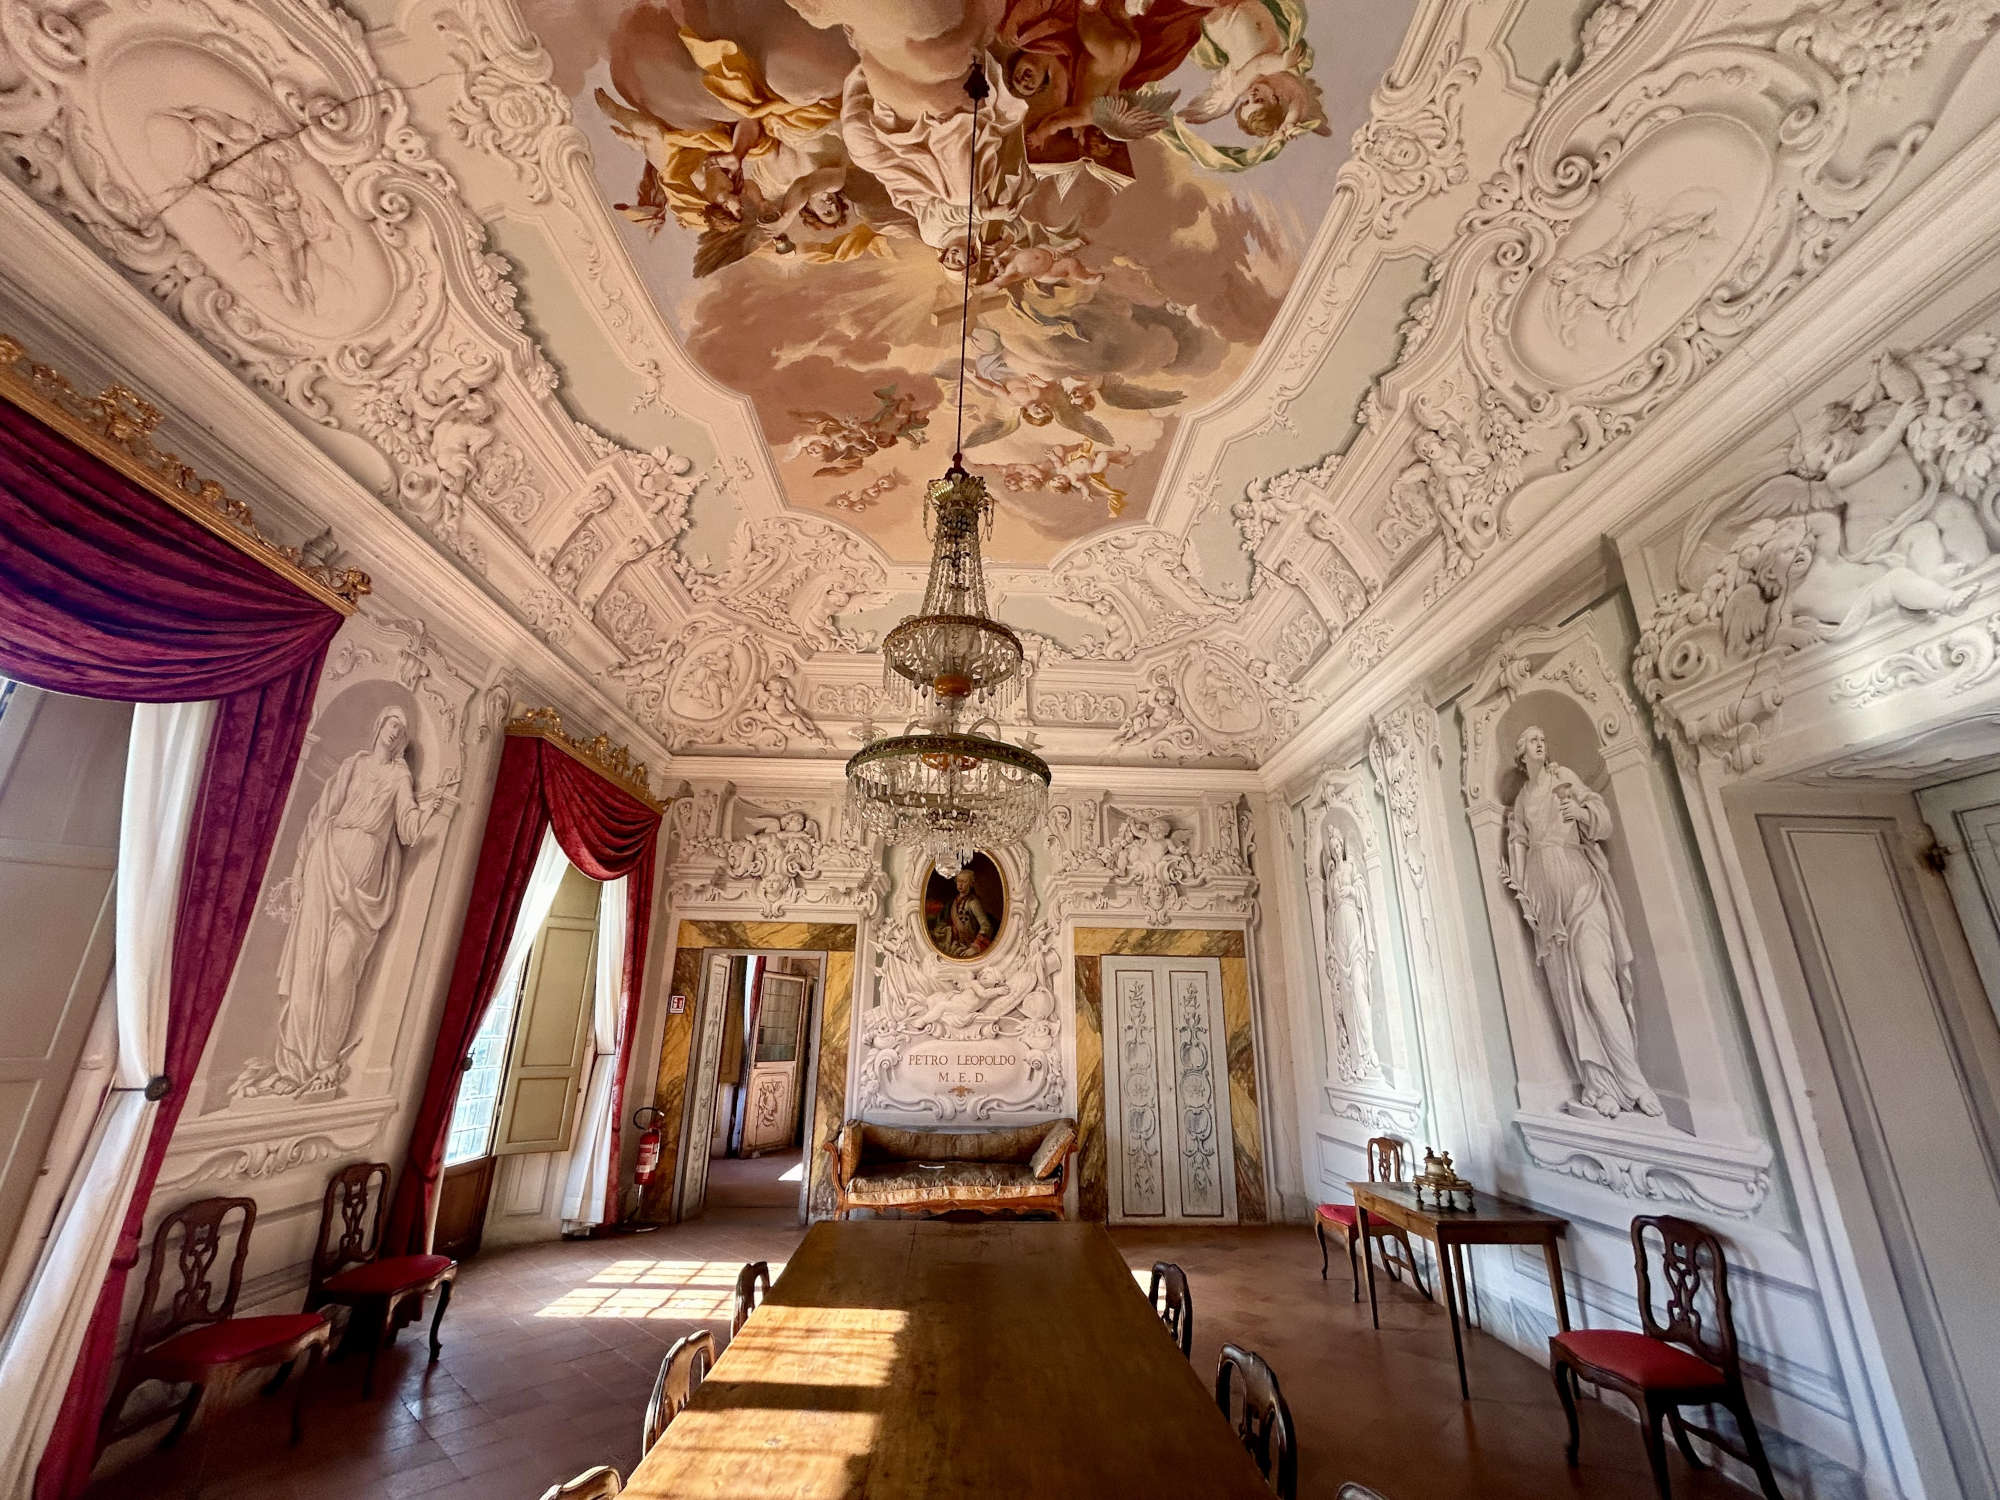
[
  {"left": 1502, "top": 725, "right": 1660, "bottom": 1119},
  {"left": 1320, "top": 827, "right": 1378, "bottom": 1080},
  {"left": 235, "top": 706, "right": 446, "bottom": 1098}
]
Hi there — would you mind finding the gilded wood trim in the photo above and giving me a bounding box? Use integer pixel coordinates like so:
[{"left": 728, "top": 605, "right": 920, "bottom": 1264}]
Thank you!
[
  {"left": 0, "top": 333, "right": 369, "bottom": 613},
  {"left": 505, "top": 706, "right": 667, "bottom": 813}
]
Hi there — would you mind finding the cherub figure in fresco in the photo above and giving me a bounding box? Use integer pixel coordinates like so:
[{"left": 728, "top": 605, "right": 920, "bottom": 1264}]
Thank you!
[
  {"left": 1003, "top": 439, "right": 1134, "bottom": 515},
  {"left": 1169, "top": 0, "right": 1330, "bottom": 168},
  {"left": 786, "top": 386, "right": 932, "bottom": 477}
]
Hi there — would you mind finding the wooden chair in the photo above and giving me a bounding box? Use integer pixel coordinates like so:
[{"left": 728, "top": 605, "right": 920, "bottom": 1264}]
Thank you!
[
  {"left": 305, "top": 1162, "right": 457, "bottom": 1396},
  {"left": 642, "top": 1328, "right": 715, "bottom": 1453},
  {"left": 1148, "top": 1261, "right": 1193, "bottom": 1359},
  {"left": 1314, "top": 1136, "right": 1430, "bottom": 1303},
  {"left": 536, "top": 1466, "right": 621, "bottom": 1498},
  {"left": 732, "top": 1261, "right": 770, "bottom": 1336},
  {"left": 1216, "top": 1343, "right": 1297, "bottom": 1500},
  {"left": 101, "top": 1197, "right": 330, "bottom": 1454},
  {"left": 1549, "top": 1215, "right": 1784, "bottom": 1500}
]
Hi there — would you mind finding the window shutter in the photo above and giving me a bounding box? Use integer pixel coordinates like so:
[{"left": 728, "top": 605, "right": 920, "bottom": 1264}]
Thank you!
[{"left": 492, "top": 867, "right": 599, "bottom": 1157}]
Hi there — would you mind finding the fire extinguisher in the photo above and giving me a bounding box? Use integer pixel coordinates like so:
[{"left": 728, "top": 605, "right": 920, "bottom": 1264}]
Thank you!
[{"left": 632, "top": 1106, "right": 665, "bottom": 1187}]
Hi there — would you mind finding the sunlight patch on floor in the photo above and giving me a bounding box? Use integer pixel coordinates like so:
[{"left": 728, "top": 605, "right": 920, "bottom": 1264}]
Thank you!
[
  {"left": 533, "top": 1258, "right": 788, "bottom": 1318},
  {"left": 779, "top": 1161, "right": 804, "bottom": 1182}
]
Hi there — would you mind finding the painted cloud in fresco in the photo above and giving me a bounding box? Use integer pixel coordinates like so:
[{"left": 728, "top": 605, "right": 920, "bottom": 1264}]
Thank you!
[{"left": 551, "top": 0, "right": 1383, "bottom": 564}]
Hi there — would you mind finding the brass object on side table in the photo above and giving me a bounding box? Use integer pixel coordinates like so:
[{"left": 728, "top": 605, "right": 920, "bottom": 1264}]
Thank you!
[{"left": 1410, "top": 1148, "right": 1476, "bottom": 1212}]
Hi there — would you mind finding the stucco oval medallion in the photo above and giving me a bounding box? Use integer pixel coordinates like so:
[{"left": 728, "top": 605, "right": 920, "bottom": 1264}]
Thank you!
[
  {"left": 666, "top": 635, "right": 752, "bottom": 722},
  {"left": 1512, "top": 115, "right": 1772, "bottom": 389},
  {"left": 1176, "top": 647, "right": 1263, "bottom": 737},
  {"left": 92, "top": 40, "right": 396, "bottom": 344}
]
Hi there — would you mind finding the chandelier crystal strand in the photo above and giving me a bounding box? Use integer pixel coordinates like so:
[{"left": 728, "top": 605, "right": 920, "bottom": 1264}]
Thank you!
[{"left": 843, "top": 58, "right": 1050, "bottom": 877}]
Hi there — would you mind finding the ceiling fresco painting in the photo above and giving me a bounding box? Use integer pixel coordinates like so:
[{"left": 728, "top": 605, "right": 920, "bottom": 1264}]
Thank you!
[{"left": 550, "top": 0, "right": 1415, "bottom": 564}]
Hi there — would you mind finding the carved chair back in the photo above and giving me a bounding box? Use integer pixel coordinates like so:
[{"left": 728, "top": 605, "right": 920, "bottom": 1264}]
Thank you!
[
  {"left": 1364, "top": 1136, "right": 1408, "bottom": 1183},
  {"left": 537, "top": 1466, "right": 622, "bottom": 1500},
  {"left": 732, "top": 1261, "right": 770, "bottom": 1336},
  {"left": 130, "top": 1196, "right": 257, "bottom": 1353},
  {"left": 308, "top": 1161, "right": 391, "bottom": 1303},
  {"left": 1216, "top": 1343, "right": 1298, "bottom": 1500},
  {"left": 642, "top": 1328, "right": 715, "bottom": 1453},
  {"left": 1632, "top": 1214, "right": 1738, "bottom": 1375},
  {"left": 1148, "top": 1261, "right": 1194, "bottom": 1358}
]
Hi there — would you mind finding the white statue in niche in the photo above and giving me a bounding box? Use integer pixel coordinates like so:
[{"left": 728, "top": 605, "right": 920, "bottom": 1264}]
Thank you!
[
  {"left": 233, "top": 706, "right": 449, "bottom": 1099},
  {"left": 1501, "top": 725, "right": 1660, "bottom": 1120},
  {"left": 1319, "top": 826, "right": 1379, "bottom": 1081}
]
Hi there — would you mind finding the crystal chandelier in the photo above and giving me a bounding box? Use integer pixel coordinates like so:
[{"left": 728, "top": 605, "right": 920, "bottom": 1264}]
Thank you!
[{"left": 844, "top": 62, "right": 1051, "bottom": 877}]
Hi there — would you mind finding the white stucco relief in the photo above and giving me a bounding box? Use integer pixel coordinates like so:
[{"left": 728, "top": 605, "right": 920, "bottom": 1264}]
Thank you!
[{"left": 1460, "top": 619, "right": 1771, "bottom": 1217}]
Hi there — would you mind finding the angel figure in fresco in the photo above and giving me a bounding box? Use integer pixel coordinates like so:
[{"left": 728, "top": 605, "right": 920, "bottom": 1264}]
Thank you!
[
  {"left": 994, "top": 0, "right": 1209, "bottom": 190},
  {"left": 1168, "top": 0, "right": 1330, "bottom": 169},
  {"left": 594, "top": 3, "right": 877, "bottom": 273},
  {"left": 839, "top": 52, "right": 1034, "bottom": 255},
  {"left": 234, "top": 707, "right": 451, "bottom": 1099},
  {"left": 1502, "top": 725, "right": 1659, "bottom": 1120}
]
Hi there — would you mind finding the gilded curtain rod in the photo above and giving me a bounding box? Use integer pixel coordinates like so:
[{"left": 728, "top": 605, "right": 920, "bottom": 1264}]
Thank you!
[
  {"left": 506, "top": 706, "right": 667, "bottom": 814},
  {"left": 0, "top": 333, "right": 370, "bottom": 613}
]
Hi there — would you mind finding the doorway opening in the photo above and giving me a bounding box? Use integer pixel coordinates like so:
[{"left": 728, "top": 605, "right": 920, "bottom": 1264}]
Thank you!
[{"left": 673, "top": 949, "right": 825, "bottom": 1225}]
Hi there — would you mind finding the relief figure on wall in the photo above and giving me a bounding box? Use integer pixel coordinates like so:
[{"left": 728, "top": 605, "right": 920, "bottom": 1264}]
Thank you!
[
  {"left": 1319, "top": 826, "right": 1378, "bottom": 1081},
  {"left": 1501, "top": 726, "right": 1660, "bottom": 1120},
  {"left": 233, "top": 706, "right": 449, "bottom": 1099}
]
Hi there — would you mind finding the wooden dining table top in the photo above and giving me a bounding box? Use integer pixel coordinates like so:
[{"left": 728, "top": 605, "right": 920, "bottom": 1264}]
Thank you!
[{"left": 620, "top": 1219, "right": 1273, "bottom": 1499}]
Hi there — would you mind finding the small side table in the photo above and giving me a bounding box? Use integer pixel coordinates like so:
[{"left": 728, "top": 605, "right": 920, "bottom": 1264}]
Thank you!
[{"left": 1351, "top": 1181, "right": 1571, "bottom": 1400}]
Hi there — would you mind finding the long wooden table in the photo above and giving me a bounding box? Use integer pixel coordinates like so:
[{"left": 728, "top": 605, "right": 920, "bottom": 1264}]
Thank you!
[
  {"left": 622, "top": 1220, "right": 1272, "bottom": 1499},
  {"left": 1351, "top": 1182, "right": 1571, "bottom": 1401}
]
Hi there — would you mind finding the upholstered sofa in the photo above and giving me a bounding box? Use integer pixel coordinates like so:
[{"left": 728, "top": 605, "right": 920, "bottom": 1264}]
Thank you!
[{"left": 825, "top": 1118, "right": 1078, "bottom": 1219}]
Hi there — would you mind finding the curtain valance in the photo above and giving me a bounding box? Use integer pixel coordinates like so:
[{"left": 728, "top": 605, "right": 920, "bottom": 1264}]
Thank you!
[
  {"left": 386, "top": 719, "right": 663, "bottom": 1253},
  {"left": 0, "top": 356, "right": 353, "bottom": 1498}
]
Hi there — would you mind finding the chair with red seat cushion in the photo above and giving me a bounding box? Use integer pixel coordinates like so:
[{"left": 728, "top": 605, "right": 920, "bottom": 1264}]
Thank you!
[
  {"left": 306, "top": 1162, "right": 457, "bottom": 1396},
  {"left": 101, "top": 1196, "right": 330, "bottom": 1457},
  {"left": 1549, "top": 1214, "right": 1784, "bottom": 1500},
  {"left": 1313, "top": 1136, "right": 1430, "bottom": 1303}
]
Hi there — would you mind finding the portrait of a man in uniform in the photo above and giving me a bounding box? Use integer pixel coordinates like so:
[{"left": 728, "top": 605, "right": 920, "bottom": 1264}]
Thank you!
[{"left": 923, "top": 853, "right": 1005, "bottom": 960}]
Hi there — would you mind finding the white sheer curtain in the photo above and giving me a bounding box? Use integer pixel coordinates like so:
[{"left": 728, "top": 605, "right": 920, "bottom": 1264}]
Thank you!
[
  {"left": 0, "top": 699, "right": 214, "bottom": 1495},
  {"left": 492, "top": 828, "right": 572, "bottom": 1021},
  {"left": 561, "top": 876, "right": 628, "bottom": 1228}
]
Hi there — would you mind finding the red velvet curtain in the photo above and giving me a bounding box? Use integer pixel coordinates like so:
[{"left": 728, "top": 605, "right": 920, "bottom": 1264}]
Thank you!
[
  {"left": 387, "top": 732, "right": 660, "bottom": 1251},
  {"left": 0, "top": 397, "right": 344, "bottom": 1499}
]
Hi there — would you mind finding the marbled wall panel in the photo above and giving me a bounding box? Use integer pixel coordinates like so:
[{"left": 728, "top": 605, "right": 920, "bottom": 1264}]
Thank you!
[
  {"left": 642, "top": 919, "right": 856, "bottom": 1222},
  {"left": 638, "top": 944, "right": 702, "bottom": 1221},
  {"left": 1072, "top": 926, "right": 1264, "bottom": 1224},
  {"left": 807, "top": 948, "right": 854, "bottom": 1219},
  {"left": 1220, "top": 955, "right": 1266, "bottom": 1223},
  {"left": 1074, "top": 955, "right": 1107, "bottom": 1221}
]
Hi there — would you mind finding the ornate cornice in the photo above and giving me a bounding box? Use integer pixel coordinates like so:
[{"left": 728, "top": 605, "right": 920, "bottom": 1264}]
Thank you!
[
  {"left": 0, "top": 333, "right": 370, "bottom": 612},
  {"left": 505, "top": 705, "right": 666, "bottom": 812}
]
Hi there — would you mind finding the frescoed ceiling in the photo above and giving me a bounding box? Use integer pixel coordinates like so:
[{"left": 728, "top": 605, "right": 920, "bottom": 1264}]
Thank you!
[
  {"left": 528, "top": 0, "right": 1415, "bottom": 566},
  {"left": 1, "top": 0, "right": 1995, "bottom": 769}
]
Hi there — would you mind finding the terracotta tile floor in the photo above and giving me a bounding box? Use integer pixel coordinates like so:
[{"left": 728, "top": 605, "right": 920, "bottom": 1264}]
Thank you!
[{"left": 89, "top": 1155, "right": 1751, "bottom": 1499}]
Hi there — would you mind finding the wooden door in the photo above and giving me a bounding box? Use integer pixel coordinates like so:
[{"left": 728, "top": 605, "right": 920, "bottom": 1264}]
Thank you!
[
  {"left": 1920, "top": 769, "right": 2000, "bottom": 1026},
  {"left": 741, "top": 971, "right": 809, "bottom": 1155},
  {"left": 1101, "top": 957, "right": 1237, "bottom": 1225},
  {"left": 1745, "top": 788, "right": 2000, "bottom": 1498},
  {"left": 433, "top": 1157, "right": 494, "bottom": 1261},
  {"left": 675, "top": 952, "right": 734, "bottom": 1221}
]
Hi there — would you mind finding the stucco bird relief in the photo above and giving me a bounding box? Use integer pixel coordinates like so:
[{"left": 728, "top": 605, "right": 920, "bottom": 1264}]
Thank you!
[{"left": 528, "top": 0, "right": 1413, "bottom": 564}]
